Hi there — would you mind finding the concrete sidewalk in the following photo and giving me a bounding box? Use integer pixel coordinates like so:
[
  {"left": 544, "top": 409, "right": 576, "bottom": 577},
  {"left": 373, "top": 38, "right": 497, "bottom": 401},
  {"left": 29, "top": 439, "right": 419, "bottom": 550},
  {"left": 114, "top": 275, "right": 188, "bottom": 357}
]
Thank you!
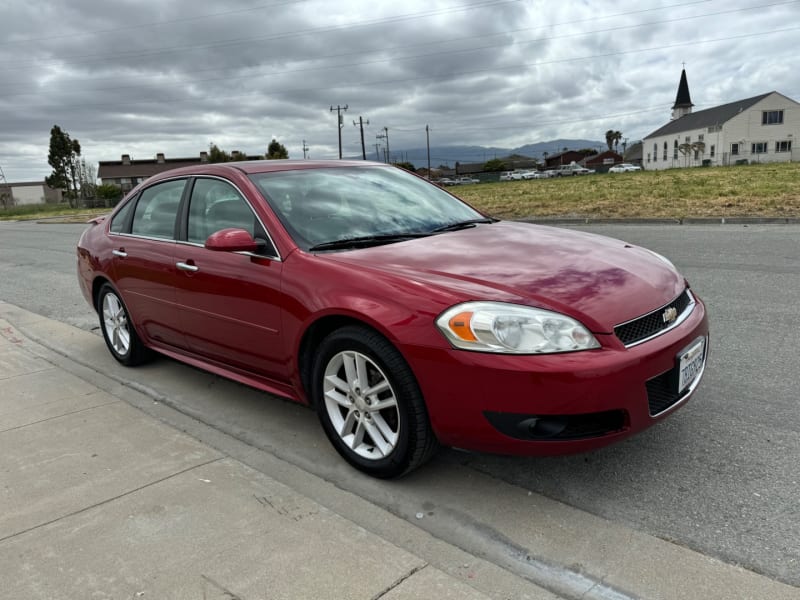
[
  {"left": 3, "top": 301, "right": 799, "bottom": 600},
  {"left": 0, "top": 310, "right": 554, "bottom": 599}
]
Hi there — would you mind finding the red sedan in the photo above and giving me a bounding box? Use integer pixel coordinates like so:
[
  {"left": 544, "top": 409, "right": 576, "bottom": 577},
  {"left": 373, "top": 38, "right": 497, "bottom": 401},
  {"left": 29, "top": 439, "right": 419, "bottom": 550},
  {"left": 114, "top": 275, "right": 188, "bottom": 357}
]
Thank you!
[{"left": 77, "top": 160, "right": 708, "bottom": 478}]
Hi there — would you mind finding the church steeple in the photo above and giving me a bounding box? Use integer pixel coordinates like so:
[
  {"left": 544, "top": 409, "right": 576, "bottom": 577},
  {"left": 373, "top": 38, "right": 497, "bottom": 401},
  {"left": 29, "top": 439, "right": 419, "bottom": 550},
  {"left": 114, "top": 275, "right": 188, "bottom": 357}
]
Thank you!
[{"left": 671, "top": 68, "right": 694, "bottom": 120}]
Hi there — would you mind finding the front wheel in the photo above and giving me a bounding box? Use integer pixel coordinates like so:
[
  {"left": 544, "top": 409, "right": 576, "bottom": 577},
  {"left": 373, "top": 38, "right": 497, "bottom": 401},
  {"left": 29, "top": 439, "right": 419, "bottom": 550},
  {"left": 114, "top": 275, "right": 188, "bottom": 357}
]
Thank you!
[
  {"left": 97, "top": 283, "right": 149, "bottom": 366},
  {"left": 312, "top": 326, "right": 438, "bottom": 478}
]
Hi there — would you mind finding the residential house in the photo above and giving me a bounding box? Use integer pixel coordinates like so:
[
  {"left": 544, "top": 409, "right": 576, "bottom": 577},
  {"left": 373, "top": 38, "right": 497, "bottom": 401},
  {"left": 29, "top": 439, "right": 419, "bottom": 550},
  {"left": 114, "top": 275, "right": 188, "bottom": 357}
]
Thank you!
[
  {"left": 583, "top": 151, "right": 623, "bottom": 172},
  {"left": 544, "top": 151, "right": 586, "bottom": 168},
  {"left": 643, "top": 69, "right": 800, "bottom": 170},
  {"left": 98, "top": 151, "right": 259, "bottom": 193}
]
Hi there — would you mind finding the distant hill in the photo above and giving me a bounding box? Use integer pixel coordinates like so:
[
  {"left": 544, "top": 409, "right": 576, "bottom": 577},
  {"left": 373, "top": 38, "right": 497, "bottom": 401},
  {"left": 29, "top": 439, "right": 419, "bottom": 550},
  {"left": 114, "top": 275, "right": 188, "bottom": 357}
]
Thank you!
[{"left": 356, "top": 139, "right": 607, "bottom": 167}]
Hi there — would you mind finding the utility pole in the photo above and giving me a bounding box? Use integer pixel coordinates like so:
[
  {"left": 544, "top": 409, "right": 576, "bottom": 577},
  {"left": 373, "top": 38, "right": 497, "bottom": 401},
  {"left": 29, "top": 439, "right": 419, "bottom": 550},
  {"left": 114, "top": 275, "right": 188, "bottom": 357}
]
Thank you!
[
  {"left": 373, "top": 144, "right": 381, "bottom": 161},
  {"left": 330, "top": 104, "right": 348, "bottom": 159},
  {"left": 302, "top": 140, "right": 309, "bottom": 159},
  {"left": 425, "top": 125, "right": 431, "bottom": 179},
  {"left": 353, "top": 117, "right": 369, "bottom": 160},
  {"left": 376, "top": 127, "right": 390, "bottom": 164}
]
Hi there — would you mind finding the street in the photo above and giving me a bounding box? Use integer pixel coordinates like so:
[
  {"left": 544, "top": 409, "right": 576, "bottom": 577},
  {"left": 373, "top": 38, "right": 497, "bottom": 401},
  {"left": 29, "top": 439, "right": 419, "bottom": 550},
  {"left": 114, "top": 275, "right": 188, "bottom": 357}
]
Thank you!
[{"left": 1, "top": 220, "right": 798, "bottom": 588}]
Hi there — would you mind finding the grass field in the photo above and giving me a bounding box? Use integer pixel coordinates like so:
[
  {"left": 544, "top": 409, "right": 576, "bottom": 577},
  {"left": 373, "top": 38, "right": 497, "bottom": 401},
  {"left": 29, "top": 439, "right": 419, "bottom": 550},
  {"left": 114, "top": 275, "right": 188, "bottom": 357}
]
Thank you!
[
  {"left": 2, "top": 162, "right": 799, "bottom": 222},
  {"left": 455, "top": 162, "right": 800, "bottom": 219}
]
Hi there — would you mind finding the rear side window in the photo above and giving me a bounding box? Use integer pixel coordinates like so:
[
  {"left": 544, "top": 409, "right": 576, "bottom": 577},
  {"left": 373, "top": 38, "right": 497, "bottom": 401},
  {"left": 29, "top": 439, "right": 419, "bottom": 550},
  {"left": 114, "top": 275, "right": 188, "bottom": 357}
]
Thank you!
[{"left": 130, "top": 179, "right": 186, "bottom": 239}]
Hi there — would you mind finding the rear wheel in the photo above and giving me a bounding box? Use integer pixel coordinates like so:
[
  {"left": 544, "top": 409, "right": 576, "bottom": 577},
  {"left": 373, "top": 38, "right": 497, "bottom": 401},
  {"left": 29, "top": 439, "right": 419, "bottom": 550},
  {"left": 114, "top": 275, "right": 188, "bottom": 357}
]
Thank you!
[
  {"left": 97, "top": 283, "right": 149, "bottom": 366},
  {"left": 312, "top": 325, "right": 438, "bottom": 478}
]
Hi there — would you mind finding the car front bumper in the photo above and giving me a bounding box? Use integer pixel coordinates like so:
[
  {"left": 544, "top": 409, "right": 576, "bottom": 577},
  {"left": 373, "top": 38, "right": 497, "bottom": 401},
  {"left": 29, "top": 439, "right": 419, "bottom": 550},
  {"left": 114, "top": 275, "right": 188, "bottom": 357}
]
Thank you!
[{"left": 402, "top": 295, "right": 709, "bottom": 456}]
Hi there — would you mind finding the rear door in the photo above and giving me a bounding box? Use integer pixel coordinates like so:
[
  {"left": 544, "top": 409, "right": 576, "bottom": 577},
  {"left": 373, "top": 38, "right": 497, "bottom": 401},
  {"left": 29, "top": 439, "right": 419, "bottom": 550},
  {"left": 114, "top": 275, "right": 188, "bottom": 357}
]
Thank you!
[
  {"left": 108, "top": 178, "right": 188, "bottom": 349},
  {"left": 172, "top": 177, "right": 287, "bottom": 381}
]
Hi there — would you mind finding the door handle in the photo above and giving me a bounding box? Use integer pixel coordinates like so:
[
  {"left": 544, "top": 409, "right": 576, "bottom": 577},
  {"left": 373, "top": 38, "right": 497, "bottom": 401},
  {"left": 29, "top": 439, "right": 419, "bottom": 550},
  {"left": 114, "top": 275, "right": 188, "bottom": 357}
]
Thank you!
[
  {"left": 176, "top": 261, "right": 199, "bottom": 272},
  {"left": 112, "top": 249, "right": 127, "bottom": 258}
]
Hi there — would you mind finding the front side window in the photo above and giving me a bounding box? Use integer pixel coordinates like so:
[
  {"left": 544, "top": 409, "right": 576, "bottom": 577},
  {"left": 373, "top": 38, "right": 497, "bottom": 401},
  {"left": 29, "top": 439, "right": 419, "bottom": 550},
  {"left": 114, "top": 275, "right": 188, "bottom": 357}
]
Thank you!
[
  {"left": 731, "top": 143, "right": 740, "bottom": 156},
  {"left": 130, "top": 179, "right": 186, "bottom": 239},
  {"left": 762, "top": 110, "right": 784, "bottom": 125},
  {"left": 751, "top": 142, "right": 768, "bottom": 154},
  {"left": 186, "top": 178, "right": 275, "bottom": 254},
  {"left": 710, "top": 145, "right": 715, "bottom": 157},
  {"left": 251, "top": 166, "right": 484, "bottom": 251},
  {"left": 776, "top": 140, "right": 792, "bottom": 152}
]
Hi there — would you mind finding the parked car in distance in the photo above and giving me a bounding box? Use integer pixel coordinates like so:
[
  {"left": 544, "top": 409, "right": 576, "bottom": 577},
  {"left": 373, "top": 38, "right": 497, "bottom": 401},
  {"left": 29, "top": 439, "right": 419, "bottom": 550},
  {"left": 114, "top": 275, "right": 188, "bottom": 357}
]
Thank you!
[
  {"left": 437, "top": 177, "right": 457, "bottom": 186},
  {"left": 542, "top": 169, "right": 558, "bottom": 178},
  {"left": 556, "top": 162, "right": 595, "bottom": 176},
  {"left": 522, "top": 170, "right": 547, "bottom": 179},
  {"left": 499, "top": 172, "right": 514, "bottom": 181},
  {"left": 456, "top": 176, "right": 480, "bottom": 185},
  {"left": 608, "top": 163, "right": 643, "bottom": 173},
  {"left": 77, "top": 160, "right": 709, "bottom": 478}
]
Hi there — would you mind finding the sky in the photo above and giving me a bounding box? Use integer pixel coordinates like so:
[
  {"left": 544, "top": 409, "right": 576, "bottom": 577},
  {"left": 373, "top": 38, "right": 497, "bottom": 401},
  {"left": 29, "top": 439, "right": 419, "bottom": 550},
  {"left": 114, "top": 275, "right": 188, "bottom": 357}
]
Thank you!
[{"left": 1, "top": 0, "right": 799, "bottom": 182}]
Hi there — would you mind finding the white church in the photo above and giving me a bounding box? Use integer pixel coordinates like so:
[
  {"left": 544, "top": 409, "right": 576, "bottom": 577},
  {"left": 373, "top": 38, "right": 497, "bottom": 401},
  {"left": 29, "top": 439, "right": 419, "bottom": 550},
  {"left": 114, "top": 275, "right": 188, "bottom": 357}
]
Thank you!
[{"left": 642, "top": 70, "right": 800, "bottom": 170}]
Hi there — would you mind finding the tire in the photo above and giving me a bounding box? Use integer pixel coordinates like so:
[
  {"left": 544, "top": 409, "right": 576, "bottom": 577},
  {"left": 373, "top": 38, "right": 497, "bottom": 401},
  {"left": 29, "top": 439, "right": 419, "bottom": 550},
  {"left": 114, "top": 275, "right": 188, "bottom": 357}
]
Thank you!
[
  {"left": 312, "top": 325, "right": 438, "bottom": 478},
  {"left": 97, "top": 283, "right": 149, "bottom": 366}
]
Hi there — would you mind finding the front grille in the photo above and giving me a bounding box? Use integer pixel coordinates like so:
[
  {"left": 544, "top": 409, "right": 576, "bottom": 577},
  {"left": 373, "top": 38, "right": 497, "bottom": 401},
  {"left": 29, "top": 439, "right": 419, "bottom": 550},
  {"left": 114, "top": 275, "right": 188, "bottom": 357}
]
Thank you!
[
  {"left": 646, "top": 369, "right": 686, "bottom": 415},
  {"left": 615, "top": 290, "right": 692, "bottom": 347}
]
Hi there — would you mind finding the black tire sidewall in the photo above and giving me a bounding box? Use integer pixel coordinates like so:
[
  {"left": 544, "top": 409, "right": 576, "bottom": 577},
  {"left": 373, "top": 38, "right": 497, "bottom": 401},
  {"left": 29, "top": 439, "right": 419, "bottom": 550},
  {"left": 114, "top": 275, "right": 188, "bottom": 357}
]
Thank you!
[{"left": 312, "top": 326, "right": 420, "bottom": 478}]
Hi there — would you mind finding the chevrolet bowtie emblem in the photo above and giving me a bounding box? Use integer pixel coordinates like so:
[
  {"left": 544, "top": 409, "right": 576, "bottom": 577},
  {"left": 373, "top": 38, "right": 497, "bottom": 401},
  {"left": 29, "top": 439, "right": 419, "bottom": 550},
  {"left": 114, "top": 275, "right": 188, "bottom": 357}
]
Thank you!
[{"left": 662, "top": 307, "right": 678, "bottom": 324}]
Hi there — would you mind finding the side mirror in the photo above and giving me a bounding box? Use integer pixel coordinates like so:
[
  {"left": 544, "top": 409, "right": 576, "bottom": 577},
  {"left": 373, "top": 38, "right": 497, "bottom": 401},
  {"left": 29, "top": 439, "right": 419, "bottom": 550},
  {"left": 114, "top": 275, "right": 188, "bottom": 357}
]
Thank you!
[{"left": 205, "top": 228, "right": 262, "bottom": 252}]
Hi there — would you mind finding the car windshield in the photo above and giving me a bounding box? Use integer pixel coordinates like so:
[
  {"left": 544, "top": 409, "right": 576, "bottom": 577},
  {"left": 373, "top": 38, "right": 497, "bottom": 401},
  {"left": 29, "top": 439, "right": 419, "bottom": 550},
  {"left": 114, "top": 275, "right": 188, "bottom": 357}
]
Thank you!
[{"left": 249, "top": 166, "right": 487, "bottom": 251}]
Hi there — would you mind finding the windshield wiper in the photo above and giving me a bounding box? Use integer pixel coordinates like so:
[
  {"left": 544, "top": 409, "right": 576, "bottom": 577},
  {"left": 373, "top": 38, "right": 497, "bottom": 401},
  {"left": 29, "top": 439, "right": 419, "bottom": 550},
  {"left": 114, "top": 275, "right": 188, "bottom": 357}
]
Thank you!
[
  {"left": 309, "top": 232, "right": 431, "bottom": 252},
  {"left": 430, "top": 217, "right": 498, "bottom": 233}
]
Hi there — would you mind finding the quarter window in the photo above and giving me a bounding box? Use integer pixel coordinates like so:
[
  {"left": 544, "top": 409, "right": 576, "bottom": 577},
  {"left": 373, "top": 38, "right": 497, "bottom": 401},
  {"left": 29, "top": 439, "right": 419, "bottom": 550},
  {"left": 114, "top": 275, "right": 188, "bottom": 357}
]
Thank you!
[
  {"left": 762, "top": 110, "right": 784, "bottom": 125},
  {"left": 751, "top": 142, "right": 768, "bottom": 154},
  {"left": 110, "top": 199, "right": 135, "bottom": 233},
  {"left": 130, "top": 179, "right": 186, "bottom": 239},
  {"left": 776, "top": 140, "right": 792, "bottom": 152}
]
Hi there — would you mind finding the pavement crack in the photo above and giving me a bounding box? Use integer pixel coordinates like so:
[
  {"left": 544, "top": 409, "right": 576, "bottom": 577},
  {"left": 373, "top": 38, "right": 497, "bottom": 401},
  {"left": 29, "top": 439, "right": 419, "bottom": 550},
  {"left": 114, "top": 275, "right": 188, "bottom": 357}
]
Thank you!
[
  {"left": 0, "top": 396, "right": 121, "bottom": 433},
  {"left": 0, "top": 457, "right": 222, "bottom": 544},
  {"left": 201, "top": 573, "right": 244, "bottom": 599},
  {"left": 369, "top": 563, "right": 427, "bottom": 599}
]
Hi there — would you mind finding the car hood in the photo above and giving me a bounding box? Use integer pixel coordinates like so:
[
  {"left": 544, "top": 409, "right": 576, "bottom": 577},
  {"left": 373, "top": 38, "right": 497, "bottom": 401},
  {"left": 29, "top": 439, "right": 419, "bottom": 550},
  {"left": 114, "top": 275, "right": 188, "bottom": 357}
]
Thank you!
[{"left": 323, "top": 221, "right": 685, "bottom": 333}]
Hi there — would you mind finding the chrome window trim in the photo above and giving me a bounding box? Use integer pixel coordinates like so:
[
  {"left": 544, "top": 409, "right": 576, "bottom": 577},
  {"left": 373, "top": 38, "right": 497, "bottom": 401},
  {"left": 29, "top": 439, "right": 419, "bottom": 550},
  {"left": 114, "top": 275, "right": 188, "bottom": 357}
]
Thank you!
[
  {"left": 107, "top": 174, "right": 282, "bottom": 262},
  {"left": 617, "top": 289, "right": 696, "bottom": 348}
]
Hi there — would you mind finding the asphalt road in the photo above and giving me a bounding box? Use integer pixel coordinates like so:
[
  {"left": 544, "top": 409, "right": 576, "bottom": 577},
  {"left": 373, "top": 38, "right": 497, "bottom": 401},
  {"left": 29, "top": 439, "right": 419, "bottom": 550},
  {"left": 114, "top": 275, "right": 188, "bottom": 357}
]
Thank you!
[{"left": 1, "top": 219, "right": 798, "bottom": 586}]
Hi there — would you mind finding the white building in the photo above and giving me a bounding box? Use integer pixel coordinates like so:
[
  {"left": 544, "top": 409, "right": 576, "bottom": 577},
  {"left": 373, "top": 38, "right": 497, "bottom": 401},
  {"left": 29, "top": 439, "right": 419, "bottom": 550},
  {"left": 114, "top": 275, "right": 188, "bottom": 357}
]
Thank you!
[
  {"left": 0, "top": 181, "right": 62, "bottom": 206},
  {"left": 643, "top": 70, "right": 800, "bottom": 170}
]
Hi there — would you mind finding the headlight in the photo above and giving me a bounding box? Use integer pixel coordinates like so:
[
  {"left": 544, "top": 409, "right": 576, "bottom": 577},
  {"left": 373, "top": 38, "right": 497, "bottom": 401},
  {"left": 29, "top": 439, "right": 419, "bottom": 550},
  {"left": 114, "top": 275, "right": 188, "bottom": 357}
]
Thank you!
[{"left": 436, "top": 302, "right": 600, "bottom": 354}]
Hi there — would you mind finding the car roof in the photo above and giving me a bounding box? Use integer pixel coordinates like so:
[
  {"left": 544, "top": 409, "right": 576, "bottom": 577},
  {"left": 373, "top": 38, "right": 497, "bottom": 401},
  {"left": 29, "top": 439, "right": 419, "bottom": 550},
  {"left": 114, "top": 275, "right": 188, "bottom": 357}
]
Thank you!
[{"left": 148, "top": 159, "right": 389, "bottom": 180}]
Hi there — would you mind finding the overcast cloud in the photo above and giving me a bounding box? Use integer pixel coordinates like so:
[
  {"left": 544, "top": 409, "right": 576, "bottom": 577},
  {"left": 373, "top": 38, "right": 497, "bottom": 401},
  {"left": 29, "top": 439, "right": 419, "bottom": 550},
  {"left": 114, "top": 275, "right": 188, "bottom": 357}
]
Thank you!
[{"left": 1, "top": 0, "right": 799, "bottom": 181}]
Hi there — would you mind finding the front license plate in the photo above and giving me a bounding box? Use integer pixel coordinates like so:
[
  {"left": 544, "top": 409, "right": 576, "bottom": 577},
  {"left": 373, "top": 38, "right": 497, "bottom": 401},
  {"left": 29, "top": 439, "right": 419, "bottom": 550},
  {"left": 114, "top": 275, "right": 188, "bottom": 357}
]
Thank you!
[{"left": 678, "top": 337, "right": 706, "bottom": 393}]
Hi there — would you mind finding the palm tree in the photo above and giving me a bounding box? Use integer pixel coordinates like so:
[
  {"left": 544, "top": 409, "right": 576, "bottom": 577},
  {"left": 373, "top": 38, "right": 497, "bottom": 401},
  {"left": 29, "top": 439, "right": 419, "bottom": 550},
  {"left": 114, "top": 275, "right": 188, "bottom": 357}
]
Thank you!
[{"left": 605, "top": 130, "right": 615, "bottom": 152}]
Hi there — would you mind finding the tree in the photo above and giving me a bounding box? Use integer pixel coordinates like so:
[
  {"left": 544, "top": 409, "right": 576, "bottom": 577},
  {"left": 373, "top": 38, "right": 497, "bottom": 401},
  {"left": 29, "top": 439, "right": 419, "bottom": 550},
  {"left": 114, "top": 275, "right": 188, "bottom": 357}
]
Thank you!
[
  {"left": 0, "top": 188, "right": 12, "bottom": 209},
  {"left": 392, "top": 161, "right": 416, "bottom": 172},
  {"left": 45, "top": 125, "right": 81, "bottom": 207},
  {"left": 483, "top": 158, "right": 507, "bottom": 172},
  {"left": 78, "top": 159, "right": 97, "bottom": 206},
  {"left": 605, "top": 130, "right": 623, "bottom": 153},
  {"left": 266, "top": 139, "right": 288, "bottom": 159},
  {"left": 96, "top": 183, "right": 123, "bottom": 207},
  {"left": 207, "top": 143, "right": 231, "bottom": 163}
]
